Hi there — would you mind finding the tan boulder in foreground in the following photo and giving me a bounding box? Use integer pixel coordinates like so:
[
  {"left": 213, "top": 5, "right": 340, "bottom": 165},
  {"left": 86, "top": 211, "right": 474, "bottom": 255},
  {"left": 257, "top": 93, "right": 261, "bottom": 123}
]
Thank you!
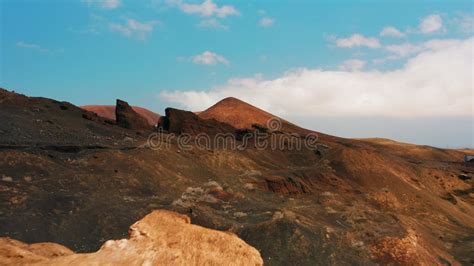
[{"left": 0, "top": 210, "right": 263, "bottom": 266}]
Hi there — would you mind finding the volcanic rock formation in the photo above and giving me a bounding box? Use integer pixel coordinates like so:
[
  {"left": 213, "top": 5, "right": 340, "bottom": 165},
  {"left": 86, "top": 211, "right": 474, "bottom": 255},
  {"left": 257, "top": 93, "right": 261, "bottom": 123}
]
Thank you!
[
  {"left": 0, "top": 210, "right": 263, "bottom": 265},
  {"left": 115, "top": 99, "right": 153, "bottom": 130},
  {"left": 158, "top": 107, "right": 236, "bottom": 135},
  {"left": 81, "top": 105, "right": 160, "bottom": 126}
]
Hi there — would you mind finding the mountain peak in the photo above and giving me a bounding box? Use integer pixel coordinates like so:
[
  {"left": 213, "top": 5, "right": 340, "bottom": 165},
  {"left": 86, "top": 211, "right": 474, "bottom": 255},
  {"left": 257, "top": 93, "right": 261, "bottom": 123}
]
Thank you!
[
  {"left": 198, "top": 97, "right": 310, "bottom": 134},
  {"left": 220, "top": 96, "right": 241, "bottom": 102},
  {"left": 212, "top": 97, "right": 253, "bottom": 107}
]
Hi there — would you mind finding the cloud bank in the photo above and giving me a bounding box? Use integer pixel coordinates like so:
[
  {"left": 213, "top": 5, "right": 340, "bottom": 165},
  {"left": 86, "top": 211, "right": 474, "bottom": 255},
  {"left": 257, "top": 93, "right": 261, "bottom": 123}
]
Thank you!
[{"left": 161, "top": 37, "right": 473, "bottom": 118}]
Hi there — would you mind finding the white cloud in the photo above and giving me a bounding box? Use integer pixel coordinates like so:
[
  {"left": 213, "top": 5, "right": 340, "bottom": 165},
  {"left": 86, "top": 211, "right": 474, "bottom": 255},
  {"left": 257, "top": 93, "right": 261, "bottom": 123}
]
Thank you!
[
  {"left": 109, "top": 18, "right": 159, "bottom": 40},
  {"left": 169, "top": 0, "right": 239, "bottom": 18},
  {"left": 336, "top": 34, "right": 381, "bottom": 48},
  {"left": 197, "top": 18, "right": 228, "bottom": 29},
  {"left": 380, "top": 26, "right": 406, "bottom": 38},
  {"left": 16, "top": 41, "right": 50, "bottom": 53},
  {"left": 257, "top": 10, "right": 274, "bottom": 28},
  {"left": 191, "top": 51, "right": 229, "bottom": 65},
  {"left": 82, "top": 0, "right": 121, "bottom": 9},
  {"left": 338, "top": 59, "right": 366, "bottom": 72},
  {"left": 162, "top": 37, "right": 473, "bottom": 117},
  {"left": 420, "top": 14, "right": 443, "bottom": 34},
  {"left": 259, "top": 17, "right": 274, "bottom": 27}
]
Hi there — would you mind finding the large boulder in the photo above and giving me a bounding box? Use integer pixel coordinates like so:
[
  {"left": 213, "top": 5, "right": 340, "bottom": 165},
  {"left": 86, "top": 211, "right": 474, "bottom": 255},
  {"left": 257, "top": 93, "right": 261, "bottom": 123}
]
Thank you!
[
  {"left": 115, "top": 99, "right": 152, "bottom": 130},
  {"left": 0, "top": 210, "right": 263, "bottom": 265},
  {"left": 158, "top": 107, "right": 236, "bottom": 135}
]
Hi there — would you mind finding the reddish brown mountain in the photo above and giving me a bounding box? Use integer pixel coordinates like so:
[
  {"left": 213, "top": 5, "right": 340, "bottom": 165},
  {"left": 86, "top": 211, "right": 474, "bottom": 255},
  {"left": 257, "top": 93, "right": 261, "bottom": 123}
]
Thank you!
[
  {"left": 198, "top": 97, "right": 310, "bottom": 134},
  {"left": 82, "top": 105, "right": 160, "bottom": 126}
]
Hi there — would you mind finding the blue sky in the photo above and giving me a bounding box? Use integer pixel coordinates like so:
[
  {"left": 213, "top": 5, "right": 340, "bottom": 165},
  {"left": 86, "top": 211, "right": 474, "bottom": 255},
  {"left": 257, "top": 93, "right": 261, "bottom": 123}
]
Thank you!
[{"left": 1, "top": 0, "right": 473, "bottom": 147}]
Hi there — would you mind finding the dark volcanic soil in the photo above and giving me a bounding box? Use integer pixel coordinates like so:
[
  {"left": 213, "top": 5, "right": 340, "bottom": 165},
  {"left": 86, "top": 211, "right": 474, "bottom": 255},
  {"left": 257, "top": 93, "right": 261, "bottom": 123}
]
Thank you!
[{"left": 0, "top": 88, "right": 473, "bottom": 265}]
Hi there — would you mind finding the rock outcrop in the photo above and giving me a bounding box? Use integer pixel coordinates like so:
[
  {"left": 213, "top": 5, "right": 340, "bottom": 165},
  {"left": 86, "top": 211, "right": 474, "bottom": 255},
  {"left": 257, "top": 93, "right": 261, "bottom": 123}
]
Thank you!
[
  {"left": 158, "top": 107, "right": 236, "bottom": 135},
  {"left": 115, "top": 99, "right": 153, "bottom": 130},
  {"left": 81, "top": 105, "right": 160, "bottom": 126},
  {"left": 0, "top": 210, "right": 263, "bottom": 266}
]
